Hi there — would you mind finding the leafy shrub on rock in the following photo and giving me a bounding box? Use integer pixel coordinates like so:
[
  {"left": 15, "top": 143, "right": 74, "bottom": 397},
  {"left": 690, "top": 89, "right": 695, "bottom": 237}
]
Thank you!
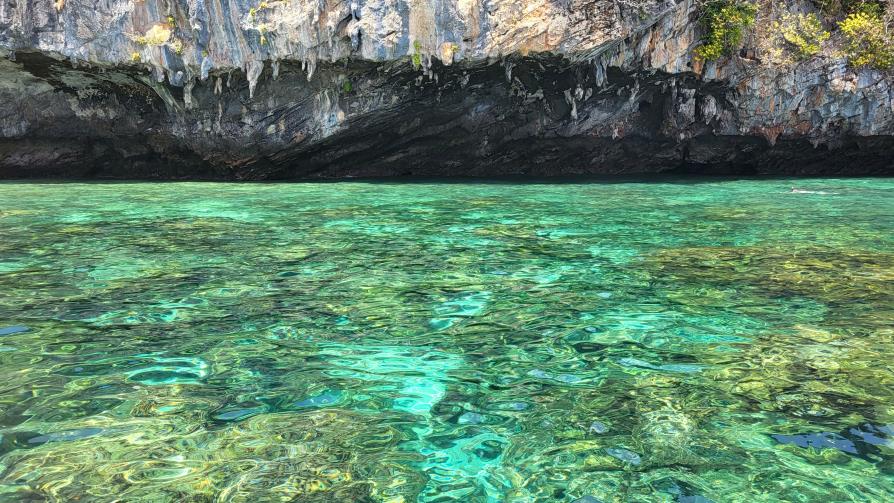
[
  {"left": 776, "top": 12, "right": 830, "bottom": 60},
  {"left": 696, "top": 0, "right": 758, "bottom": 61},
  {"left": 838, "top": 4, "right": 894, "bottom": 69}
]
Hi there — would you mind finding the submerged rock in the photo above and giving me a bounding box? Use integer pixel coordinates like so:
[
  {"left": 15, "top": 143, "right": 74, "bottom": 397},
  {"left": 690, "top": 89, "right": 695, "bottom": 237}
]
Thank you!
[
  {"left": 588, "top": 421, "right": 609, "bottom": 434},
  {"left": 605, "top": 447, "right": 642, "bottom": 465}
]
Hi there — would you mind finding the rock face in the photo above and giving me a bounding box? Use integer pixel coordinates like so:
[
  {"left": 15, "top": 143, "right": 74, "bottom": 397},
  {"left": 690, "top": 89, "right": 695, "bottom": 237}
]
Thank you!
[{"left": 1, "top": 0, "right": 892, "bottom": 178}]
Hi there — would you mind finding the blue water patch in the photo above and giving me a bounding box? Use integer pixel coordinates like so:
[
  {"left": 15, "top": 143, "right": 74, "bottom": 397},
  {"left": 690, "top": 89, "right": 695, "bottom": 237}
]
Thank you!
[
  {"left": 773, "top": 423, "right": 894, "bottom": 458},
  {"left": 588, "top": 421, "right": 609, "bottom": 434},
  {"left": 126, "top": 356, "right": 209, "bottom": 385},
  {"left": 428, "top": 318, "right": 454, "bottom": 330},
  {"left": 0, "top": 325, "right": 29, "bottom": 336},
  {"left": 848, "top": 423, "right": 894, "bottom": 448},
  {"left": 430, "top": 291, "right": 491, "bottom": 330},
  {"left": 527, "top": 369, "right": 584, "bottom": 384},
  {"left": 458, "top": 412, "right": 486, "bottom": 425},
  {"left": 214, "top": 407, "right": 266, "bottom": 422},
  {"left": 27, "top": 428, "right": 104, "bottom": 445},
  {"left": 293, "top": 389, "right": 343, "bottom": 408},
  {"left": 489, "top": 401, "right": 530, "bottom": 412},
  {"left": 772, "top": 432, "right": 858, "bottom": 454},
  {"left": 618, "top": 357, "right": 703, "bottom": 373},
  {"left": 605, "top": 447, "right": 642, "bottom": 465}
]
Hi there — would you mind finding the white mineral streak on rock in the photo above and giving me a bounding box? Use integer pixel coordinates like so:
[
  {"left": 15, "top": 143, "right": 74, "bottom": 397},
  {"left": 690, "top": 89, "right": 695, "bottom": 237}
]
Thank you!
[
  {"left": 305, "top": 51, "right": 317, "bottom": 81},
  {"left": 700, "top": 95, "right": 717, "bottom": 124},
  {"left": 246, "top": 59, "right": 264, "bottom": 98},
  {"left": 184, "top": 73, "right": 195, "bottom": 108},
  {"left": 564, "top": 89, "right": 577, "bottom": 120},
  {"left": 200, "top": 56, "right": 213, "bottom": 80}
]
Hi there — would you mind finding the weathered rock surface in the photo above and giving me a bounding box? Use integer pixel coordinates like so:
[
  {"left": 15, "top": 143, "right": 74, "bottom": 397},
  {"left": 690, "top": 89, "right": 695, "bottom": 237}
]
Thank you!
[{"left": 1, "top": 0, "right": 892, "bottom": 178}]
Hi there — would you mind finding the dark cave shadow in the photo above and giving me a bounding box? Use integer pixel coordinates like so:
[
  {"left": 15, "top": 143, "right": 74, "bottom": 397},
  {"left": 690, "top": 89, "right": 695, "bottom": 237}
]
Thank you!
[{"left": 1, "top": 174, "right": 892, "bottom": 186}]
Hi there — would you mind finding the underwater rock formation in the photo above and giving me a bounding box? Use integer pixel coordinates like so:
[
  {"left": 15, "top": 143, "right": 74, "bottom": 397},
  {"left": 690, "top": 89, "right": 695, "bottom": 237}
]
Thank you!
[{"left": 1, "top": 0, "right": 893, "bottom": 178}]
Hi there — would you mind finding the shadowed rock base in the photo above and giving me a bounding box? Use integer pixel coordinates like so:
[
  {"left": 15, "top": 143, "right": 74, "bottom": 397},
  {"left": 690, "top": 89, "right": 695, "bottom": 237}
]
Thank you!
[{"left": 1, "top": 52, "right": 892, "bottom": 179}]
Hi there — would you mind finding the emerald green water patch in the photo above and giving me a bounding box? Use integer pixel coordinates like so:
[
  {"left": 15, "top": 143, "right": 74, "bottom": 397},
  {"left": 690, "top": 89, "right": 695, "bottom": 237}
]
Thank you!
[{"left": 0, "top": 179, "right": 893, "bottom": 501}]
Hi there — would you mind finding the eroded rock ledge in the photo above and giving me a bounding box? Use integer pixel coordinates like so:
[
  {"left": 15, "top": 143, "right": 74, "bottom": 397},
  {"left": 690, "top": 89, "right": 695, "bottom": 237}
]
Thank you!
[{"left": 1, "top": 0, "right": 893, "bottom": 178}]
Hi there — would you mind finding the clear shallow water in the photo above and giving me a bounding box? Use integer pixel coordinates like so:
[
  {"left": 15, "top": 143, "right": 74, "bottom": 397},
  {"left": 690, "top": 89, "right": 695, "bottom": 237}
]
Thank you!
[{"left": 0, "top": 178, "right": 892, "bottom": 502}]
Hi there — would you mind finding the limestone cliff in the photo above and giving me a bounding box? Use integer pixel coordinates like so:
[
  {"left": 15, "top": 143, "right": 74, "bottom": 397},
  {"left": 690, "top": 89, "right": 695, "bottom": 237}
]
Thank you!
[{"left": 1, "top": 0, "right": 892, "bottom": 178}]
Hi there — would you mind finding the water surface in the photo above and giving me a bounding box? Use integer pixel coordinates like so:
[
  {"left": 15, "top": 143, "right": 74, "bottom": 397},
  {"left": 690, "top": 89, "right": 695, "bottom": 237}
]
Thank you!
[{"left": 0, "top": 179, "right": 893, "bottom": 502}]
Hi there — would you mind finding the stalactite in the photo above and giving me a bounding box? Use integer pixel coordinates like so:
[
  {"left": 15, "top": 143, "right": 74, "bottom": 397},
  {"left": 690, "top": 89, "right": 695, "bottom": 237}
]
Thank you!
[{"left": 246, "top": 59, "right": 264, "bottom": 98}]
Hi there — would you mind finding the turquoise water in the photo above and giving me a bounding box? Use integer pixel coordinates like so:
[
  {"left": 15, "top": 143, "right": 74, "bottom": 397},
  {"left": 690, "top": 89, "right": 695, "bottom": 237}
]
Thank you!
[{"left": 0, "top": 178, "right": 892, "bottom": 502}]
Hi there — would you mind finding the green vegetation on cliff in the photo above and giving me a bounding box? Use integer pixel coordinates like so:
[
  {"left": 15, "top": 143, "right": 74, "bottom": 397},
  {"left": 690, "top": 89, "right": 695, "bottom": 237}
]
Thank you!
[
  {"left": 696, "top": 0, "right": 758, "bottom": 61},
  {"left": 777, "top": 12, "right": 830, "bottom": 60},
  {"left": 838, "top": 3, "right": 894, "bottom": 69},
  {"left": 696, "top": 0, "right": 894, "bottom": 70}
]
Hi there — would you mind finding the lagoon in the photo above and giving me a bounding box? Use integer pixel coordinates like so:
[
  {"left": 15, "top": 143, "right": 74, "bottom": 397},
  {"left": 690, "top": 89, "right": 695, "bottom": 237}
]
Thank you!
[{"left": 0, "top": 179, "right": 892, "bottom": 501}]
